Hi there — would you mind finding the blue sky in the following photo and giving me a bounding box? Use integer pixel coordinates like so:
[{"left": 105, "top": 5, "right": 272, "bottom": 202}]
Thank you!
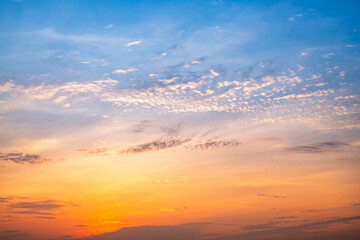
[
  {"left": 1, "top": 0, "right": 359, "bottom": 84},
  {"left": 0, "top": 0, "right": 359, "bottom": 141}
]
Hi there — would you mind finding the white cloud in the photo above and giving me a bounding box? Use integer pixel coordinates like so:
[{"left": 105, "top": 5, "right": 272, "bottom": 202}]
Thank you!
[
  {"left": 191, "top": 60, "right": 201, "bottom": 64},
  {"left": 210, "top": 69, "right": 220, "bottom": 77},
  {"left": 112, "top": 68, "right": 138, "bottom": 74},
  {"left": 289, "top": 13, "right": 304, "bottom": 21},
  {"left": 125, "top": 40, "right": 142, "bottom": 47},
  {"left": 104, "top": 24, "right": 114, "bottom": 29}
]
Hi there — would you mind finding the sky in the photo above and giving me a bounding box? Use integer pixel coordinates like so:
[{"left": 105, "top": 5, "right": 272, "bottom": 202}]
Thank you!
[{"left": 0, "top": 0, "right": 360, "bottom": 239}]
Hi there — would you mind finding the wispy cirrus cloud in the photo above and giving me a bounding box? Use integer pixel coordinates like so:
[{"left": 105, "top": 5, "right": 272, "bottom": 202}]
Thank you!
[
  {"left": 129, "top": 120, "right": 153, "bottom": 134},
  {"left": 119, "top": 138, "right": 191, "bottom": 154},
  {"left": 8, "top": 200, "right": 64, "bottom": 211},
  {"left": 287, "top": 141, "right": 347, "bottom": 153},
  {"left": 112, "top": 67, "right": 138, "bottom": 74},
  {"left": 257, "top": 193, "right": 287, "bottom": 199},
  {"left": 2, "top": 198, "right": 77, "bottom": 219},
  {"left": 104, "top": 24, "right": 114, "bottom": 29},
  {"left": 0, "top": 153, "right": 49, "bottom": 164},
  {"left": 125, "top": 40, "right": 142, "bottom": 47},
  {"left": 186, "top": 140, "right": 241, "bottom": 150}
]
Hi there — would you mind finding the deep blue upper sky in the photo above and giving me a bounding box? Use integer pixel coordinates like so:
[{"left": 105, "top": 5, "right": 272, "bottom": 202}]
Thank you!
[
  {"left": 1, "top": 0, "right": 359, "bottom": 83},
  {"left": 0, "top": 0, "right": 359, "bottom": 121}
]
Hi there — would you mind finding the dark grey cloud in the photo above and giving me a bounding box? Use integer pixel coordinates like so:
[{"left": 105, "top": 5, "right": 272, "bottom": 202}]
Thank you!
[
  {"left": 59, "top": 223, "right": 208, "bottom": 240},
  {"left": 34, "top": 216, "right": 56, "bottom": 219},
  {"left": 12, "top": 210, "right": 55, "bottom": 215},
  {"left": 53, "top": 217, "right": 360, "bottom": 240},
  {"left": 287, "top": 141, "right": 347, "bottom": 153},
  {"left": 0, "top": 152, "right": 49, "bottom": 164},
  {"left": 88, "top": 148, "right": 107, "bottom": 154},
  {"left": 8, "top": 200, "right": 64, "bottom": 211},
  {"left": 0, "top": 197, "right": 12, "bottom": 203},
  {"left": 129, "top": 120, "right": 152, "bottom": 133},
  {"left": 4, "top": 199, "right": 77, "bottom": 218},
  {"left": 74, "top": 225, "right": 88, "bottom": 228},
  {"left": 302, "top": 209, "right": 321, "bottom": 213},
  {"left": 257, "top": 193, "right": 287, "bottom": 199},
  {"left": 207, "top": 216, "right": 360, "bottom": 240},
  {"left": 276, "top": 216, "right": 296, "bottom": 220},
  {"left": 120, "top": 138, "right": 191, "bottom": 154},
  {"left": 0, "top": 230, "right": 30, "bottom": 240},
  {"left": 243, "top": 222, "right": 276, "bottom": 230},
  {"left": 161, "top": 122, "right": 184, "bottom": 136},
  {"left": 352, "top": 202, "right": 360, "bottom": 206},
  {"left": 186, "top": 140, "right": 241, "bottom": 150},
  {"left": 75, "top": 148, "right": 107, "bottom": 155}
]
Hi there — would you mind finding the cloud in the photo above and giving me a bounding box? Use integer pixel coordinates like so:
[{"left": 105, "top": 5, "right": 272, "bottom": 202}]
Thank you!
[
  {"left": 119, "top": 138, "right": 191, "bottom": 154},
  {"left": 289, "top": 13, "right": 304, "bottom": 21},
  {"left": 65, "top": 223, "right": 207, "bottom": 240},
  {"left": 125, "top": 40, "right": 142, "bottom": 47},
  {"left": 0, "top": 197, "right": 12, "bottom": 203},
  {"left": 276, "top": 216, "right": 296, "bottom": 220},
  {"left": 186, "top": 140, "right": 241, "bottom": 150},
  {"left": 8, "top": 200, "right": 64, "bottom": 211},
  {"left": 77, "top": 148, "right": 108, "bottom": 155},
  {"left": 208, "top": 216, "right": 360, "bottom": 240},
  {"left": 0, "top": 230, "right": 30, "bottom": 240},
  {"left": 257, "top": 194, "right": 287, "bottom": 199},
  {"left": 210, "top": 69, "right": 220, "bottom": 77},
  {"left": 243, "top": 222, "right": 276, "bottom": 230},
  {"left": 0, "top": 153, "right": 49, "bottom": 164},
  {"left": 129, "top": 120, "right": 153, "bottom": 133},
  {"left": 287, "top": 141, "right": 347, "bottom": 153},
  {"left": 3, "top": 198, "right": 77, "bottom": 219},
  {"left": 104, "top": 24, "right": 114, "bottom": 29},
  {"left": 112, "top": 68, "right": 138, "bottom": 74},
  {"left": 11, "top": 210, "right": 55, "bottom": 216},
  {"left": 74, "top": 225, "right": 88, "bottom": 228}
]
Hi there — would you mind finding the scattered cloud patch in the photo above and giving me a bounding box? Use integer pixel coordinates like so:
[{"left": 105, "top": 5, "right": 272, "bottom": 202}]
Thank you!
[
  {"left": 210, "top": 69, "right": 220, "bottom": 77},
  {"left": 120, "top": 138, "right": 191, "bottom": 154},
  {"left": 125, "top": 40, "right": 142, "bottom": 47},
  {"left": 104, "top": 24, "right": 114, "bottom": 29},
  {"left": 0, "top": 230, "right": 30, "bottom": 240},
  {"left": 0, "top": 153, "right": 49, "bottom": 165},
  {"left": 287, "top": 141, "right": 347, "bottom": 153},
  {"left": 112, "top": 68, "right": 138, "bottom": 74},
  {"left": 8, "top": 200, "right": 64, "bottom": 211},
  {"left": 243, "top": 222, "right": 276, "bottom": 230},
  {"left": 129, "top": 120, "right": 153, "bottom": 134},
  {"left": 186, "top": 140, "right": 241, "bottom": 150},
  {"left": 74, "top": 225, "right": 88, "bottom": 228},
  {"left": 257, "top": 194, "right": 287, "bottom": 199},
  {"left": 68, "top": 223, "right": 207, "bottom": 240},
  {"left": 289, "top": 13, "right": 304, "bottom": 21}
]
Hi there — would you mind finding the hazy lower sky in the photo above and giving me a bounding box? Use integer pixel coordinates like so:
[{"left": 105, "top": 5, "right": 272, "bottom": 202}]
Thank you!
[{"left": 0, "top": 0, "right": 360, "bottom": 239}]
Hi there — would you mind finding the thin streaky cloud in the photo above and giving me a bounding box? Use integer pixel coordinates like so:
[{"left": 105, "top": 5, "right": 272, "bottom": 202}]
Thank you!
[
  {"left": 287, "top": 141, "right": 347, "bottom": 153},
  {"left": 125, "top": 40, "right": 142, "bottom": 47},
  {"left": 104, "top": 24, "right": 114, "bottom": 29},
  {"left": 0, "top": 153, "right": 49, "bottom": 164},
  {"left": 120, "top": 138, "right": 191, "bottom": 154},
  {"left": 186, "top": 140, "right": 241, "bottom": 150}
]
